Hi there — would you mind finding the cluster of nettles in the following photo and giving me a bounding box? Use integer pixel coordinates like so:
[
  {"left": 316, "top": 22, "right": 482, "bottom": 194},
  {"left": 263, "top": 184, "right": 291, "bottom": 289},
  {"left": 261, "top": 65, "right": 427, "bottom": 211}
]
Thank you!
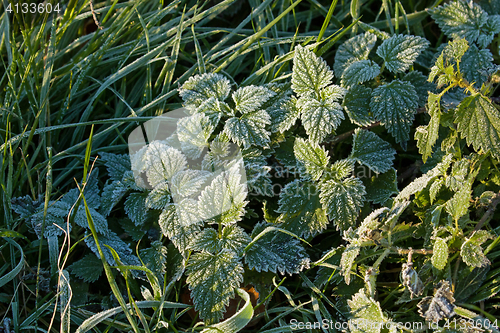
[{"left": 10, "top": 0, "right": 500, "bottom": 330}]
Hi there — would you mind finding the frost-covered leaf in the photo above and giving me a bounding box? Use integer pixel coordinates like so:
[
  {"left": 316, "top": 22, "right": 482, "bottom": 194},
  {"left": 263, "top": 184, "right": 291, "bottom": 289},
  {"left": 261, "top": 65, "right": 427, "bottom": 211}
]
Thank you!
[
  {"left": 277, "top": 180, "right": 328, "bottom": 238},
  {"left": 461, "top": 44, "right": 494, "bottom": 88},
  {"left": 177, "top": 113, "right": 214, "bottom": 159},
  {"left": 455, "top": 94, "right": 500, "bottom": 159},
  {"left": 68, "top": 254, "right": 103, "bottom": 283},
  {"left": 292, "top": 45, "right": 334, "bottom": 96},
  {"left": 145, "top": 181, "right": 171, "bottom": 210},
  {"left": 417, "top": 281, "right": 456, "bottom": 322},
  {"left": 416, "top": 93, "right": 441, "bottom": 163},
  {"left": 293, "top": 138, "right": 329, "bottom": 181},
  {"left": 402, "top": 71, "right": 436, "bottom": 107},
  {"left": 169, "top": 170, "right": 211, "bottom": 199},
  {"left": 334, "top": 32, "right": 377, "bottom": 77},
  {"left": 119, "top": 217, "right": 146, "bottom": 241},
  {"left": 233, "top": 86, "right": 275, "bottom": 114},
  {"left": 224, "top": 110, "right": 271, "bottom": 149},
  {"left": 197, "top": 97, "right": 231, "bottom": 126},
  {"left": 11, "top": 195, "right": 40, "bottom": 220},
  {"left": 320, "top": 177, "right": 366, "bottom": 231},
  {"left": 343, "top": 85, "right": 375, "bottom": 127},
  {"left": 144, "top": 142, "right": 187, "bottom": 187},
  {"left": 190, "top": 225, "right": 251, "bottom": 256},
  {"left": 100, "top": 180, "right": 129, "bottom": 216},
  {"left": 376, "top": 34, "right": 429, "bottom": 73},
  {"left": 350, "top": 129, "right": 396, "bottom": 174},
  {"left": 198, "top": 167, "right": 247, "bottom": 225},
  {"left": 99, "top": 153, "right": 131, "bottom": 182},
  {"left": 159, "top": 204, "right": 201, "bottom": 255},
  {"left": 445, "top": 183, "right": 471, "bottom": 221},
  {"left": 139, "top": 240, "right": 167, "bottom": 283},
  {"left": 298, "top": 94, "right": 344, "bottom": 143},
  {"left": 341, "top": 245, "right": 360, "bottom": 284},
  {"left": 327, "top": 159, "right": 355, "bottom": 182},
  {"left": 370, "top": 80, "right": 419, "bottom": 145},
  {"left": 341, "top": 60, "right": 381, "bottom": 88},
  {"left": 30, "top": 200, "right": 71, "bottom": 239},
  {"left": 460, "top": 231, "right": 493, "bottom": 268},
  {"left": 348, "top": 289, "right": 387, "bottom": 333},
  {"left": 124, "top": 192, "right": 148, "bottom": 226},
  {"left": 75, "top": 206, "right": 109, "bottom": 235},
  {"left": 85, "top": 230, "right": 140, "bottom": 267},
  {"left": 186, "top": 249, "right": 244, "bottom": 324},
  {"left": 179, "top": 73, "right": 231, "bottom": 111},
  {"left": 431, "top": 237, "right": 448, "bottom": 270},
  {"left": 363, "top": 169, "right": 399, "bottom": 205},
  {"left": 245, "top": 222, "right": 310, "bottom": 275},
  {"left": 269, "top": 97, "right": 301, "bottom": 133},
  {"left": 402, "top": 263, "right": 424, "bottom": 298}
]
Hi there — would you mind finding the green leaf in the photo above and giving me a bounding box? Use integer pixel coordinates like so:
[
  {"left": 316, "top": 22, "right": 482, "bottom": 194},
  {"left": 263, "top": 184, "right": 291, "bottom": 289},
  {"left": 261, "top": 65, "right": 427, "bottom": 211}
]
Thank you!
[
  {"left": 190, "top": 225, "right": 251, "bottom": 256},
  {"left": 269, "top": 97, "right": 301, "bottom": 133},
  {"left": 327, "top": 159, "right": 356, "bottom": 181},
  {"left": 75, "top": 206, "right": 109, "bottom": 235},
  {"left": 30, "top": 201, "right": 71, "bottom": 238},
  {"left": 445, "top": 183, "right": 471, "bottom": 221},
  {"left": 319, "top": 177, "right": 366, "bottom": 231},
  {"left": 198, "top": 97, "right": 231, "bottom": 126},
  {"left": 124, "top": 192, "right": 148, "bottom": 226},
  {"left": 186, "top": 249, "right": 244, "bottom": 324},
  {"left": 245, "top": 222, "right": 310, "bottom": 275},
  {"left": 118, "top": 218, "right": 146, "bottom": 242},
  {"left": 416, "top": 92, "right": 441, "bottom": 163},
  {"left": 432, "top": 237, "right": 449, "bottom": 270},
  {"left": 341, "top": 245, "right": 360, "bottom": 284},
  {"left": 298, "top": 93, "right": 344, "bottom": 144},
  {"left": 402, "top": 71, "right": 436, "bottom": 107},
  {"left": 177, "top": 113, "right": 214, "bottom": 159},
  {"left": 292, "top": 45, "right": 334, "bottom": 97},
  {"left": 429, "top": 0, "right": 496, "bottom": 48},
  {"left": 170, "top": 169, "right": 211, "bottom": 199},
  {"left": 99, "top": 153, "right": 131, "bottom": 182},
  {"left": 370, "top": 80, "right": 419, "bottom": 145},
  {"left": 144, "top": 142, "right": 187, "bottom": 187},
  {"left": 100, "top": 180, "right": 129, "bottom": 216},
  {"left": 350, "top": 129, "right": 396, "bottom": 174},
  {"left": 224, "top": 110, "right": 271, "bottom": 149},
  {"left": 376, "top": 34, "right": 429, "bottom": 73},
  {"left": 145, "top": 181, "right": 171, "bottom": 210},
  {"left": 293, "top": 138, "right": 329, "bottom": 181},
  {"left": 363, "top": 168, "right": 399, "bottom": 205},
  {"left": 277, "top": 180, "right": 328, "bottom": 238},
  {"left": 84, "top": 230, "right": 140, "bottom": 267},
  {"left": 455, "top": 94, "right": 500, "bottom": 159},
  {"left": 334, "top": 32, "right": 377, "bottom": 77},
  {"left": 340, "top": 60, "right": 381, "bottom": 88},
  {"left": 159, "top": 204, "right": 201, "bottom": 255},
  {"left": 347, "top": 289, "right": 387, "bottom": 333},
  {"left": 179, "top": 73, "right": 231, "bottom": 111},
  {"left": 343, "top": 85, "right": 375, "bottom": 127},
  {"left": 139, "top": 240, "right": 167, "bottom": 284},
  {"left": 232, "top": 86, "right": 275, "bottom": 114},
  {"left": 461, "top": 44, "right": 494, "bottom": 88},
  {"left": 461, "top": 232, "right": 492, "bottom": 268},
  {"left": 68, "top": 254, "right": 103, "bottom": 283}
]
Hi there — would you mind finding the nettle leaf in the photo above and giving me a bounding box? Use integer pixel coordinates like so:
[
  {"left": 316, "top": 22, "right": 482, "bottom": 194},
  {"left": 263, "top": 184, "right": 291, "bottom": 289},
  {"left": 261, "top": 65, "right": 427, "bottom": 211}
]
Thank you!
[
  {"left": 370, "top": 80, "right": 419, "bottom": 145},
  {"left": 376, "top": 34, "right": 429, "bottom": 73},
  {"left": 30, "top": 200, "right": 71, "bottom": 238},
  {"left": 186, "top": 249, "right": 244, "bottom": 324},
  {"left": 328, "top": 159, "right": 355, "bottom": 181},
  {"left": 455, "top": 94, "right": 500, "bottom": 160},
  {"left": 277, "top": 179, "right": 328, "bottom": 238},
  {"left": 224, "top": 110, "right": 271, "bottom": 149},
  {"left": 170, "top": 169, "right": 211, "bottom": 199},
  {"left": 145, "top": 181, "right": 171, "bottom": 210},
  {"left": 232, "top": 85, "right": 275, "bottom": 114},
  {"left": 348, "top": 289, "right": 387, "bottom": 333},
  {"left": 417, "top": 281, "right": 456, "bottom": 322},
  {"left": 198, "top": 167, "right": 247, "bottom": 225},
  {"left": 100, "top": 180, "right": 129, "bottom": 216},
  {"left": 341, "top": 245, "right": 360, "bottom": 284},
  {"left": 334, "top": 32, "right": 377, "bottom": 77},
  {"left": 416, "top": 93, "right": 441, "bottom": 163},
  {"left": 198, "top": 97, "right": 231, "bottom": 126},
  {"left": 75, "top": 206, "right": 109, "bottom": 235},
  {"left": 431, "top": 237, "right": 449, "bottom": 270},
  {"left": 124, "top": 192, "right": 148, "bottom": 226},
  {"left": 245, "top": 222, "right": 310, "bottom": 275},
  {"left": 340, "top": 60, "right": 381, "bottom": 88},
  {"left": 461, "top": 231, "right": 493, "bottom": 268},
  {"left": 445, "top": 182, "right": 471, "bottom": 221},
  {"left": 461, "top": 44, "right": 494, "bottom": 88},
  {"left": 343, "top": 85, "right": 375, "bottom": 127},
  {"left": 293, "top": 138, "right": 329, "bottom": 181},
  {"left": 319, "top": 177, "right": 366, "bottom": 231},
  {"left": 269, "top": 97, "right": 301, "bottom": 133},
  {"left": 85, "top": 230, "right": 140, "bottom": 267},
  {"left": 144, "top": 142, "right": 187, "bottom": 187},
  {"left": 119, "top": 217, "right": 146, "bottom": 241},
  {"left": 68, "top": 253, "right": 103, "bottom": 283},
  {"left": 190, "top": 225, "right": 251, "bottom": 256},
  {"left": 159, "top": 204, "right": 201, "bottom": 255},
  {"left": 292, "top": 45, "right": 334, "bottom": 96},
  {"left": 298, "top": 93, "right": 344, "bottom": 143},
  {"left": 11, "top": 195, "right": 41, "bottom": 220},
  {"left": 429, "top": 0, "right": 497, "bottom": 48},
  {"left": 363, "top": 168, "right": 399, "bottom": 205},
  {"left": 177, "top": 113, "right": 214, "bottom": 159},
  {"left": 402, "top": 71, "right": 436, "bottom": 107},
  {"left": 402, "top": 263, "right": 424, "bottom": 299},
  {"left": 350, "top": 129, "right": 396, "bottom": 174},
  {"left": 139, "top": 240, "right": 167, "bottom": 283},
  {"left": 99, "top": 153, "right": 131, "bottom": 182},
  {"left": 179, "top": 73, "right": 231, "bottom": 111}
]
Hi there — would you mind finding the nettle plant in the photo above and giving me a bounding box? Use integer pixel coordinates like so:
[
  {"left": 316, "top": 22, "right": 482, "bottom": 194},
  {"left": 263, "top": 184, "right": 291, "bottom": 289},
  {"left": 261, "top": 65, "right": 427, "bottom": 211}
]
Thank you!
[{"left": 10, "top": 0, "right": 500, "bottom": 331}]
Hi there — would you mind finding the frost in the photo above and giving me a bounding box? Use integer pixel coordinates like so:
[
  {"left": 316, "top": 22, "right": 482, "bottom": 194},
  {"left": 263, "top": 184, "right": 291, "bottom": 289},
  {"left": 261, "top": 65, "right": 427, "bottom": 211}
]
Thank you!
[
  {"left": 144, "top": 142, "right": 187, "bottom": 187},
  {"left": 417, "top": 281, "right": 456, "bottom": 322},
  {"left": 224, "top": 110, "right": 271, "bottom": 148},
  {"left": 269, "top": 97, "right": 300, "bottom": 133},
  {"left": 298, "top": 93, "right": 344, "bottom": 143},
  {"left": 376, "top": 34, "right": 429, "bottom": 73},
  {"left": 340, "top": 60, "right": 381, "bottom": 88},
  {"left": 348, "top": 289, "right": 387, "bottom": 333},
  {"left": 461, "top": 44, "right": 494, "bottom": 88},
  {"left": 232, "top": 85, "right": 275, "bottom": 114},
  {"left": 334, "top": 32, "right": 377, "bottom": 77},
  {"left": 415, "top": 92, "right": 441, "bottom": 163},
  {"left": 343, "top": 85, "right": 375, "bottom": 127},
  {"left": 431, "top": 237, "right": 448, "bottom": 270},
  {"left": 293, "top": 138, "right": 329, "bottom": 181},
  {"left": 350, "top": 129, "right": 396, "bottom": 174},
  {"left": 179, "top": 73, "right": 231, "bottom": 111},
  {"left": 292, "top": 45, "right": 334, "bottom": 97}
]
